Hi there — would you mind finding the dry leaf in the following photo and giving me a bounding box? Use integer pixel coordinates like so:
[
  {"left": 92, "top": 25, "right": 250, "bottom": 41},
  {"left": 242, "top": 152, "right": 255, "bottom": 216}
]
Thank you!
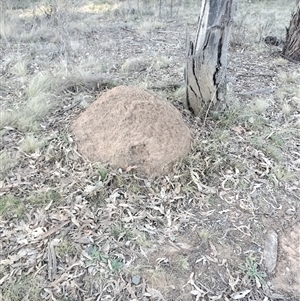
[{"left": 230, "top": 290, "right": 251, "bottom": 299}]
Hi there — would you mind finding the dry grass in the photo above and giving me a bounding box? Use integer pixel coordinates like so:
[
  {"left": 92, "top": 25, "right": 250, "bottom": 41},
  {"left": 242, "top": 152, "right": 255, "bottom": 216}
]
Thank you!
[
  {"left": 10, "top": 59, "right": 28, "bottom": 77},
  {"left": 2, "top": 274, "right": 46, "bottom": 301},
  {"left": 0, "top": 153, "right": 16, "bottom": 180},
  {"left": 1, "top": 0, "right": 300, "bottom": 300},
  {"left": 278, "top": 70, "right": 300, "bottom": 84},
  {"left": 152, "top": 56, "right": 171, "bottom": 70},
  {"left": 19, "top": 134, "right": 45, "bottom": 153},
  {"left": 233, "top": 0, "right": 294, "bottom": 47},
  {"left": 0, "top": 110, "right": 18, "bottom": 129},
  {"left": 120, "top": 57, "right": 148, "bottom": 73},
  {"left": 26, "top": 73, "right": 57, "bottom": 98},
  {"left": 138, "top": 20, "right": 165, "bottom": 33},
  {"left": 252, "top": 96, "right": 270, "bottom": 114}
]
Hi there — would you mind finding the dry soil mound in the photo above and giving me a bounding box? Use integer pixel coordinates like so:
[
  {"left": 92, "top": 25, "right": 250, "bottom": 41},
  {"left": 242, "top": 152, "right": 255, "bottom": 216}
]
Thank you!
[{"left": 71, "top": 86, "right": 191, "bottom": 175}]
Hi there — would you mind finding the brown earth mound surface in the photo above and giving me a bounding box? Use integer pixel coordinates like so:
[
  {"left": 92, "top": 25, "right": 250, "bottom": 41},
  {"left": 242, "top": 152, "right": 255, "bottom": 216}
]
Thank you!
[
  {"left": 70, "top": 86, "right": 191, "bottom": 175},
  {"left": 272, "top": 223, "right": 300, "bottom": 295}
]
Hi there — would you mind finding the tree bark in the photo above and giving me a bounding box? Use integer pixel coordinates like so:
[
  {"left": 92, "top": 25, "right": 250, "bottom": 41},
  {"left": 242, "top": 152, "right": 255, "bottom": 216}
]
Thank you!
[
  {"left": 282, "top": 1, "right": 300, "bottom": 62},
  {"left": 185, "top": 0, "right": 234, "bottom": 116}
]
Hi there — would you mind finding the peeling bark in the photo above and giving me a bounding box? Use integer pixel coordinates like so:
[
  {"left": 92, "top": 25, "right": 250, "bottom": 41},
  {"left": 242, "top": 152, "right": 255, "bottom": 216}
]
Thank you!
[
  {"left": 282, "top": 2, "right": 300, "bottom": 62},
  {"left": 185, "top": 0, "right": 234, "bottom": 116}
]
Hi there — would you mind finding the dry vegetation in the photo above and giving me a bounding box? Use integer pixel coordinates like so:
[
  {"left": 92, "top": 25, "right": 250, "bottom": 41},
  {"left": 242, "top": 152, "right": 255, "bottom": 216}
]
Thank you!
[{"left": 1, "top": 0, "right": 300, "bottom": 300}]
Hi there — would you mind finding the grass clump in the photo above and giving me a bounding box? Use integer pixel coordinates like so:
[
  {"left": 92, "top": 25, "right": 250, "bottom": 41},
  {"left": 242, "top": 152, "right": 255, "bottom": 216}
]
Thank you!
[
  {"left": 173, "top": 86, "right": 186, "bottom": 100},
  {"left": 0, "top": 13, "right": 16, "bottom": 42},
  {"left": 278, "top": 71, "right": 300, "bottom": 85},
  {"left": 273, "top": 57, "right": 288, "bottom": 66},
  {"left": 139, "top": 20, "right": 164, "bottom": 31},
  {"left": 16, "top": 116, "right": 40, "bottom": 132},
  {"left": 265, "top": 144, "right": 282, "bottom": 161},
  {"left": 15, "top": 93, "right": 56, "bottom": 132},
  {"left": 211, "top": 100, "right": 248, "bottom": 129},
  {"left": 0, "top": 195, "right": 25, "bottom": 219},
  {"left": 96, "top": 166, "right": 108, "bottom": 182},
  {"left": 10, "top": 59, "right": 28, "bottom": 77},
  {"left": 121, "top": 58, "right": 147, "bottom": 73},
  {"left": 19, "top": 135, "right": 45, "bottom": 153},
  {"left": 87, "top": 245, "right": 109, "bottom": 264},
  {"left": 281, "top": 103, "right": 293, "bottom": 116},
  {"left": 0, "top": 110, "right": 18, "bottom": 129},
  {"left": 0, "top": 152, "right": 16, "bottom": 180},
  {"left": 174, "top": 255, "right": 190, "bottom": 271},
  {"left": 252, "top": 97, "right": 270, "bottom": 114},
  {"left": 108, "top": 257, "right": 123, "bottom": 272},
  {"left": 250, "top": 136, "right": 283, "bottom": 161},
  {"left": 112, "top": 223, "right": 133, "bottom": 241},
  {"left": 153, "top": 56, "right": 171, "bottom": 70},
  {"left": 55, "top": 238, "right": 78, "bottom": 259},
  {"left": 271, "top": 165, "right": 295, "bottom": 183},
  {"left": 27, "top": 73, "right": 57, "bottom": 98},
  {"left": 26, "top": 93, "right": 54, "bottom": 119},
  {"left": 239, "top": 256, "right": 266, "bottom": 286},
  {"left": 27, "top": 189, "right": 61, "bottom": 207},
  {"left": 2, "top": 274, "right": 45, "bottom": 301},
  {"left": 197, "top": 228, "right": 212, "bottom": 244}
]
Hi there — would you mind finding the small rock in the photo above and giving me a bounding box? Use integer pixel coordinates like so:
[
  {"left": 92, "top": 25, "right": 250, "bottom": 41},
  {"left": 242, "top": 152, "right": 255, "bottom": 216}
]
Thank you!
[
  {"left": 132, "top": 275, "right": 141, "bottom": 285},
  {"left": 263, "top": 230, "right": 278, "bottom": 274}
]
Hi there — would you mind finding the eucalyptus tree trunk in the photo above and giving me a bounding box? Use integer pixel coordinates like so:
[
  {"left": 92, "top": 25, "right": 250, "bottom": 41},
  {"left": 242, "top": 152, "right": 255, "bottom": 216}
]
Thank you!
[
  {"left": 185, "top": 0, "right": 235, "bottom": 116},
  {"left": 282, "top": 1, "right": 300, "bottom": 62}
]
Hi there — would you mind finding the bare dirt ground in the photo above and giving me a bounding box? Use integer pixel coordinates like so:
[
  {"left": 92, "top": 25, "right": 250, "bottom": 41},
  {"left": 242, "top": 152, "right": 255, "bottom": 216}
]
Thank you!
[{"left": 0, "top": 1, "right": 300, "bottom": 300}]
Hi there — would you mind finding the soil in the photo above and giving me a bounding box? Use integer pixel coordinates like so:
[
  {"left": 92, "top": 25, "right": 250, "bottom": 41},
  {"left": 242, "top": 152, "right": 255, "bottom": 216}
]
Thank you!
[
  {"left": 272, "top": 222, "right": 300, "bottom": 295},
  {"left": 71, "top": 85, "right": 192, "bottom": 175}
]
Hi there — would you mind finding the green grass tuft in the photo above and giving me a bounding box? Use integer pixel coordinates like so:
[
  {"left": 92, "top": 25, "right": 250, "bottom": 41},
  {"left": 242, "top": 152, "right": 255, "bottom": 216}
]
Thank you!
[
  {"left": 0, "top": 195, "right": 25, "bottom": 219},
  {"left": 27, "top": 189, "right": 61, "bottom": 207},
  {"left": 2, "top": 274, "right": 45, "bottom": 301},
  {"left": 239, "top": 256, "right": 266, "bottom": 286},
  {"left": 55, "top": 238, "right": 78, "bottom": 259},
  {"left": 112, "top": 223, "right": 133, "bottom": 241}
]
